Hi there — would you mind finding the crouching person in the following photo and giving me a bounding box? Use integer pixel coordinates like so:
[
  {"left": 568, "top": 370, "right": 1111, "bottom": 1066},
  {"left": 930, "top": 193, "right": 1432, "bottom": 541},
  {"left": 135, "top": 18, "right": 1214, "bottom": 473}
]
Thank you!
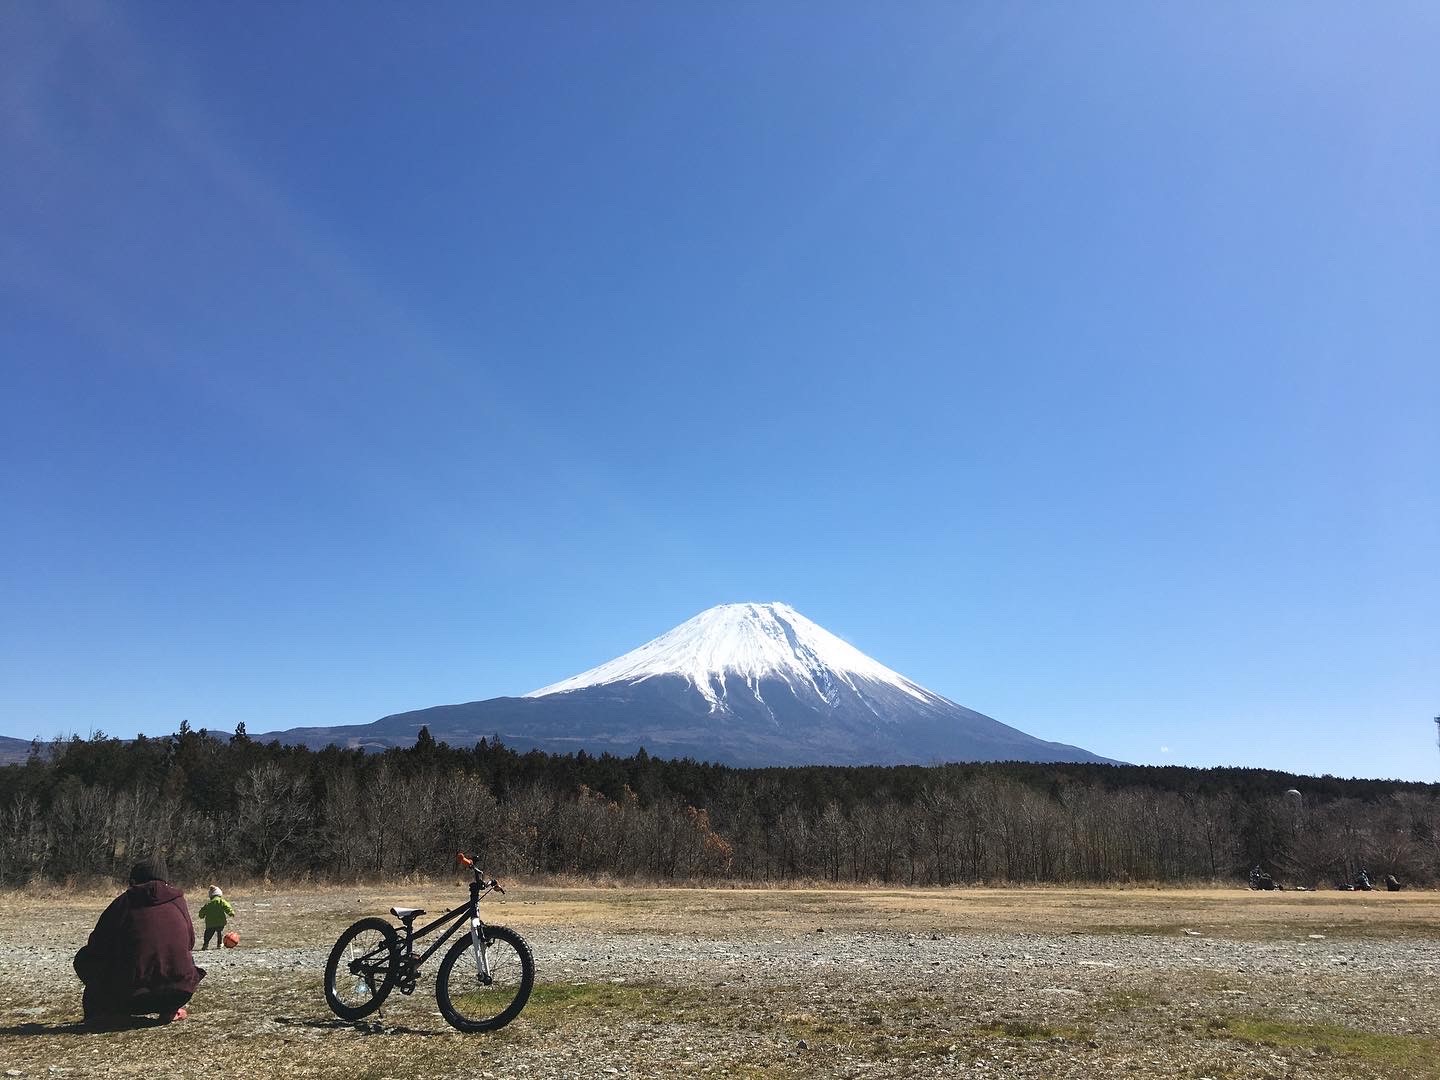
[{"left": 73, "top": 858, "right": 206, "bottom": 1025}]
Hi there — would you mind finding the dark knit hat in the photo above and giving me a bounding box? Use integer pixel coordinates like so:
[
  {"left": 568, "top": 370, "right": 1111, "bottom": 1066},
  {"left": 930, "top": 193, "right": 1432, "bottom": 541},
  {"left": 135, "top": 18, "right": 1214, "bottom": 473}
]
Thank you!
[{"left": 129, "top": 857, "right": 168, "bottom": 884}]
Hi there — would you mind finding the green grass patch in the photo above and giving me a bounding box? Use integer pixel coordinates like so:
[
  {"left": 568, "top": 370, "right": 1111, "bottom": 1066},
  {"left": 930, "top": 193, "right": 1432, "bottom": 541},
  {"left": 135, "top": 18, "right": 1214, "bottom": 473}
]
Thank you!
[
  {"left": 775, "top": 997, "right": 1092, "bottom": 1062},
  {"left": 496, "top": 981, "right": 1093, "bottom": 1067},
  {"left": 1214, "top": 1016, "right": 1440, "bottom": 1074},
  {"left": 772, "top": 997, "right": 970, "bottom": 1063}
]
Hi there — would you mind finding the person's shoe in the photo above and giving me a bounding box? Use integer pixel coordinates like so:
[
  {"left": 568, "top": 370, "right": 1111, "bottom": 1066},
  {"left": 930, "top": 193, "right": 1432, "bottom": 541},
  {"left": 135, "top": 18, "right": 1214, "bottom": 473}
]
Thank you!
[{"left": 168, "top": 1007, "right": 188, "bottom": 1022}]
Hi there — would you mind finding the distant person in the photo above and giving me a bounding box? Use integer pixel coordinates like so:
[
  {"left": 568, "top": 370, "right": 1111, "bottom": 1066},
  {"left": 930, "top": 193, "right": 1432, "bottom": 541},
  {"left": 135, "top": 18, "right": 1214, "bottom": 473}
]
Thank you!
[
  {"left": 1248, "top": 866, "right": 1279, "bottom": 891},
  {"left": 72, "top": 858, "right": 205, "bottom": 1025},
  {"left": 198, "top": 885, "right": 236, "bottom": 950},
  {"left": 1385, "top": 873, "right": 1402, "bottom": 892}
]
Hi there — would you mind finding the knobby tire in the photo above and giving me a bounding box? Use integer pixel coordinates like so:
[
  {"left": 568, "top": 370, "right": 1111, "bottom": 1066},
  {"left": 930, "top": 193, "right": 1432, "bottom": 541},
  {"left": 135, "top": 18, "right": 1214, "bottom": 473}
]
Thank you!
[
  {"left": 324, "top": 917, "right": 400, "bottom": 1021},
  {"left": 435, "top": 923, "right": 534, "bottom": 1032}
]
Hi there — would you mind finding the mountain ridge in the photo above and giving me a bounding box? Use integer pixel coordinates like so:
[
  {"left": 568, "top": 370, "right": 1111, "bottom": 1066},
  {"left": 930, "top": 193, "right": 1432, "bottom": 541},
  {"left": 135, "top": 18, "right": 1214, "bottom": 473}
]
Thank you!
[{"left": 260, "top": 602, "right": 1117, "bottom": 766}]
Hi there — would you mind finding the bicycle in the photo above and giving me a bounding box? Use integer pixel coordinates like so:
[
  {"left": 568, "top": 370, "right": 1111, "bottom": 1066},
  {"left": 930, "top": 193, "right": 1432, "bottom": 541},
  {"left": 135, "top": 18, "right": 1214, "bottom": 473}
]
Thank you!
[{"left": 323, "top": 853, "right": 535, "bottom": 1032}]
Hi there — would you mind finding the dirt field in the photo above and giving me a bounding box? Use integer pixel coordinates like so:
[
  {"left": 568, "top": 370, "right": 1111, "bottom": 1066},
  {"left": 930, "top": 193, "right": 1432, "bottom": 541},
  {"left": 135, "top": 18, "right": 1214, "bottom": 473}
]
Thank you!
[{"left": 2, "top": 883, "right": 1438, "bottom": 1078}]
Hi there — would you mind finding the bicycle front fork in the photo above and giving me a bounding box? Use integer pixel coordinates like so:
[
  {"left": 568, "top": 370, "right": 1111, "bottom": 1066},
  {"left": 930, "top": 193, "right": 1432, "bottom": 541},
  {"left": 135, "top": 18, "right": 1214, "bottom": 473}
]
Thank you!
[{"left": 468, "top": 918, "right": 493, "bottom": 984}]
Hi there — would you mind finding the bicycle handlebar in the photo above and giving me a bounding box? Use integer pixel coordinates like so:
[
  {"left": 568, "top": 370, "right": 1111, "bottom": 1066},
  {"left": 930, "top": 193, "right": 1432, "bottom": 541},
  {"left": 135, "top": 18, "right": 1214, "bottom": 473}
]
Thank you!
[{"left": 456, "top": 851, "right": 504, "bottom": 894}]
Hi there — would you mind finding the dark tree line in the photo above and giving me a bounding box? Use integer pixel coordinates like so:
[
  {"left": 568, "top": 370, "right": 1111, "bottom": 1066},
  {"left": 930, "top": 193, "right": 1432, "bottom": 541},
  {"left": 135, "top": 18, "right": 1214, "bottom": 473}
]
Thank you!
[{"left": 1, "top": 726, "right": 1435, "bottom": 888}]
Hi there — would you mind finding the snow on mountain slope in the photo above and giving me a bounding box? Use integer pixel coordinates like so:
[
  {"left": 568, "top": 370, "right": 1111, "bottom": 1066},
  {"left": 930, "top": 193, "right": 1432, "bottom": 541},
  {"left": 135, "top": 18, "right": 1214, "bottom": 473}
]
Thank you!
[{"left": 526, "top": 601, "right": 940, "bottom": 710}]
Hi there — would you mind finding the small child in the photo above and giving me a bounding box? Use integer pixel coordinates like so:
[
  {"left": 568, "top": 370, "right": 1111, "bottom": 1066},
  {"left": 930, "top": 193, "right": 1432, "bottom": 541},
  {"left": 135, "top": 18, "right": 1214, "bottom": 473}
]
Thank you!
[{"left": 198, "top": 886, "right": 236, "bottom": 950}]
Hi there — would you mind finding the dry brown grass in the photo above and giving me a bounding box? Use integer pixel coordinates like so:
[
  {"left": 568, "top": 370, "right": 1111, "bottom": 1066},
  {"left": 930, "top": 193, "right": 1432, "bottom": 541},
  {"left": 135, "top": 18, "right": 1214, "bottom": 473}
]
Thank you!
[
  {"left": 195, "top": 880, "right": 1440, "bottom": 939},
  {"left": 3, "top": 884, "right": 1438, "bottom": 1079},
  {"left": 11, "top": 878, "right": 1437, "bottom": 933},
  {"left": 11, "top": 879, "right": 1440, "bottom": 945}
]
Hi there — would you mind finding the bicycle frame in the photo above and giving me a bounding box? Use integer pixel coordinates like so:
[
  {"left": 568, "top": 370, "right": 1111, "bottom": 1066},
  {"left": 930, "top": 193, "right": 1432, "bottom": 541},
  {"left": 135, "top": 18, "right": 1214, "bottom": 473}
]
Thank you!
[
  {"left": 391, "top": 873, "right": 499, "bottom": 983},
  {"left": 326, "top": 854, "right": 530, "bottom": 1031}
]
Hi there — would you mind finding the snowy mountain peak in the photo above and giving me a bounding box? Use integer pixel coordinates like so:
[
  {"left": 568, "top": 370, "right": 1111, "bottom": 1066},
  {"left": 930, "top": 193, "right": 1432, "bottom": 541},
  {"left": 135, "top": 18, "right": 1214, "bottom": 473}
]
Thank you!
[
  {"left": 265, "top": 601, "right": 1115, "bottom": 767},
  {"left": 525, "top": 601, "right": 942, "bottom": 709}
]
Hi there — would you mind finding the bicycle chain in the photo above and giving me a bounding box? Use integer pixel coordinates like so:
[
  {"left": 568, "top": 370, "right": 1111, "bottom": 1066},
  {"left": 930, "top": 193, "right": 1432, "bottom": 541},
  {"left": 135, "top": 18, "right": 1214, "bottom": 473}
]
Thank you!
[{"left": 396, "top": 959, "right": 420, "bottom": 995}]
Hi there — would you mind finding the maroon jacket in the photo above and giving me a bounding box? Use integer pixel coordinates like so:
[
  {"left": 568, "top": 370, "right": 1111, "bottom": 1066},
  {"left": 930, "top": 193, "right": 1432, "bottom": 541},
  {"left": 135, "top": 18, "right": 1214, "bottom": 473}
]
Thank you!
[{"left": 74, "top": 881, "right": 205, "bottom": 1008}]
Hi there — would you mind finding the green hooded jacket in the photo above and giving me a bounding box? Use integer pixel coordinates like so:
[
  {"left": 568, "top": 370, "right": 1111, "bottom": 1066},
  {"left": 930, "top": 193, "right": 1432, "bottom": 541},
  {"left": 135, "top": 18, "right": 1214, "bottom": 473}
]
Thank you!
[{"left": 198, "top": 896, "right": 236, "bottom": 929}]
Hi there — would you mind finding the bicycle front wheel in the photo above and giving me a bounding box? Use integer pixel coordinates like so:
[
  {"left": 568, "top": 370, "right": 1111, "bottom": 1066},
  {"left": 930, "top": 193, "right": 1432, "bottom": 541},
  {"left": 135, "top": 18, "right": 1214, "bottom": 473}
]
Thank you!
[
  {"left": 324, "top": 917, "right": 400, "bottom": 1021},
  {"left": 435, "top": 923, "right": 534, "bottom": 1032}
]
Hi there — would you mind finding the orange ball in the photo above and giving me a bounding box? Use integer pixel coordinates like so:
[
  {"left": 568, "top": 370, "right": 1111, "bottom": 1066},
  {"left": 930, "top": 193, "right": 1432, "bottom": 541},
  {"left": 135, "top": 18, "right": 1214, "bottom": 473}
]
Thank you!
[{"left": 222, "top": 931, "right": 240, "bottom": 949}]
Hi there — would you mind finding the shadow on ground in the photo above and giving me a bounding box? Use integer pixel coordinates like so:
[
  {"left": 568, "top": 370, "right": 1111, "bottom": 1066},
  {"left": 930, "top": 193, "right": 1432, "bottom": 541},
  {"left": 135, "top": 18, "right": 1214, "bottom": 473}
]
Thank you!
[
  {"left": 0, "top": 1017, "right": 173, "bottom": 1036},
  {"left": 271, "top": 1014, "right": 447, "bottom": 1037}
]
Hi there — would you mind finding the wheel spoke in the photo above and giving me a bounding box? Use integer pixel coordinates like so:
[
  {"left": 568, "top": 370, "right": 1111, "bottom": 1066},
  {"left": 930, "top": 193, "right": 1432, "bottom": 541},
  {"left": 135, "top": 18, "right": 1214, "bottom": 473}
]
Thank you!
[
  {"left": 334, "top": 929, "right": 391, "bottom": 1007},
  {"left": 324, "top": 918, "right": 399, "bottom": 1021}
]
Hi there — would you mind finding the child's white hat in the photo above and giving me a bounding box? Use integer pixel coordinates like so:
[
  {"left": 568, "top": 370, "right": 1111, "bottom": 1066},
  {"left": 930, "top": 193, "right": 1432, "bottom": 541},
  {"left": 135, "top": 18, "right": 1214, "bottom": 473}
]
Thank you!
[{"left": 209, "top": 886, "right": 222, "bottom": 898}]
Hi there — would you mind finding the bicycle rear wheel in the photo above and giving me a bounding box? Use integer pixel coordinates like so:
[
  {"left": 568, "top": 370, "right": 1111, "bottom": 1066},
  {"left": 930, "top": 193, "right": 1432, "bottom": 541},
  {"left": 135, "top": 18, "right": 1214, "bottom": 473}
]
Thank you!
[
  {"left": 435, "top": 923, "right": 534, "bottom": 1032},
  {"left": 324, "top": 917, "right": 400, "bottom": 1021}
]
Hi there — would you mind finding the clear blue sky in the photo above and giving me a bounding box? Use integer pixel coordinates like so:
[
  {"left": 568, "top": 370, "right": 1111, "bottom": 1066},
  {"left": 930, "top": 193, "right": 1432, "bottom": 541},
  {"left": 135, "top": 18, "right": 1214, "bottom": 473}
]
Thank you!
[{"left": 3, "top": 3, "right": 1437, "bottom": 779}]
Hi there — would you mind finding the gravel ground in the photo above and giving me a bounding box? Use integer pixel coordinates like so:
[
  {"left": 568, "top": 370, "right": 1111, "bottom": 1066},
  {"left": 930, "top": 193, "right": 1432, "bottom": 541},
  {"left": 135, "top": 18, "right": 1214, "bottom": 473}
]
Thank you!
[{"left": 2, "top": 886, "right": 1438, "bottom": 1079}]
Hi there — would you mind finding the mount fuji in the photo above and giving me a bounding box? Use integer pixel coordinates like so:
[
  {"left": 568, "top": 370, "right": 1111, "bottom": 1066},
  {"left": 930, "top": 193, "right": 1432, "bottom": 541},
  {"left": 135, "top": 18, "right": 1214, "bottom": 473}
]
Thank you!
[{"left": 264, "top": 602, "right": 1113, "bottom": 766}]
